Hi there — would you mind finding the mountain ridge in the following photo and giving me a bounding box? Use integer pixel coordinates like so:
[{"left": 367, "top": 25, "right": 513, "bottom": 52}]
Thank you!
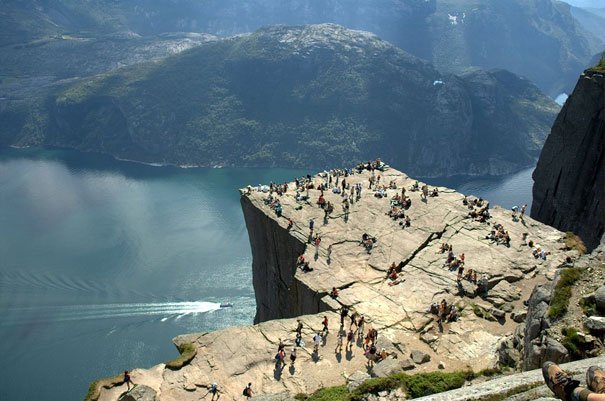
[{"left": 0, "top": 24, "right": 559, "bottom": 177}]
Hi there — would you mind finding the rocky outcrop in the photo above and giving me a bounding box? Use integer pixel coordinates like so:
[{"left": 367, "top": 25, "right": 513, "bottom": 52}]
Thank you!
[
  {"left": 93, "top": 166, "right": 579, "bottom": 401},
  {"left": 241, "top": 195, "right": 323, "bottom": 322},
  {"left": 531, "top": 69, "right": 605, "bottom": 251}
]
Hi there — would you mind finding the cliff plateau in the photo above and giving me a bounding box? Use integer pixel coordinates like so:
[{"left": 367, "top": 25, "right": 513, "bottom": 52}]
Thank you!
[
  {"left": 91, "top": 166, "right": 579, "bottom": 401},
  {"left": 531, "top": 69, "right": 605, "bottom": 251}
]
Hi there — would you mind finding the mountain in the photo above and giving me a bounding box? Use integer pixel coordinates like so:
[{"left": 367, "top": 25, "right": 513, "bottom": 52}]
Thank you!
[
  {"left": 0, "top": 0, "right": 598, "bottom": 96},
  {"left": 531, "top": 62, "right": 604, "bottom": 251},
  {"left": 0, "top": 24, "right": 559, "bottom": 177},
  {"left": 569, "top": 5, "right": 605, "bottom": 47}
]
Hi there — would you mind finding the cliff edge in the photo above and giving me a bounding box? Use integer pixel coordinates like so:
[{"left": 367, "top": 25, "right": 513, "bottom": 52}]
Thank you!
[
  {"left": 531, "top": 69, "right": 605, "bottom": 251},
  {"left": 92, "top": 166, "right": 579, "bottom": 401}
]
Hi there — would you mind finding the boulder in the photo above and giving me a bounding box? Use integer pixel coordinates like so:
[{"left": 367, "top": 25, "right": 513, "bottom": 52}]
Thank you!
[
  {"left": 594, "top": 286, "right": 605, "bottom": 313},
  {"left": 400, "top": 358, "right": 415, "bottom": 370},
  {"left": 524, "top": 337, "right": 569, "bottom": 371},
  {"left": 489, "top": 307, "right": 506, "bottom": 319},
  {"left": 347, "top": 371, "right": 371, "bottom": 391},
  {"left": 486, "top": 281, "right": 522, "bottom": 305},
  {"left": 118, "top": 385, "right": 157, "bottom": 401},
  {"left": 410, "top": 350, "right": 430, "bottom": 364},
  {"left": 586, "top": 316, "right": 605, "bottom": 332},
  {"left": 511, "top": 310, "right": 527, "bottom": 323},
  {"left": 420, "top": 333, "right": 438, "bottom": 345},
  {"left": 371, "top": 357, "right": 403, "bottom": 378}
]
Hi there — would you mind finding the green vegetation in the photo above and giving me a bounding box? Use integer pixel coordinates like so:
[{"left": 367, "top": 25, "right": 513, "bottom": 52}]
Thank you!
[
  {"left": 548, "top": 268, "right": 584, "bottom": 319},
  {"left": 561, "top": 327, "right": 586, "bottom": 360},
  {"left": 0, "top": 25, "right": 559, "bottom": 176},
  {"left": 564, "top": 232, "right": 587, "bottom": 255},
  {"left": 296, "top": 370, "right": 491, "bottom": 400},
  {"left": 471, "top": 303, "right": 496, "bottom": 321},
  {"left": 581, "top": 297, "right": 597, "bottom": 317},
  {"left": 588, "top": 52, "right": 605, "bottom": 73},
  {"left": 165, "top": 342, "right": 197, "bottom": 370},
  {"left": 83, "top": 374, "right": 123, "bottom": 401}
]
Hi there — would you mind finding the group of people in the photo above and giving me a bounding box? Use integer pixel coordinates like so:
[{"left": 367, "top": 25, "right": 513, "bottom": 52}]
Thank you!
[
  {"left": 463, "top": 196, "right": 491, "bottom": 222},
  {"left": 428, "top": 298, "right": 460, "bottom": 325},
  {"left": 485, "top": 222, "right": 511, "bottom": 247},
  {"left": 296, "top": 254, "right": 313, "bottom": 272}
]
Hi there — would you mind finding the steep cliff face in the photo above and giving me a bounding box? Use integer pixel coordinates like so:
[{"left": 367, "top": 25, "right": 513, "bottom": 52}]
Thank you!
[
  {"left": 241, "top": 195, "right": 328, "bottom": 322},
  {"left": 531, "top": 70, "right": 604, "bottom": 251}
]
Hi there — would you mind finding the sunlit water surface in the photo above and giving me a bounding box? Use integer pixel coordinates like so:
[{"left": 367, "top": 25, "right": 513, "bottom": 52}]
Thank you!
[{"left": 0, "top": 148, "right": 534, "bottom": 401}]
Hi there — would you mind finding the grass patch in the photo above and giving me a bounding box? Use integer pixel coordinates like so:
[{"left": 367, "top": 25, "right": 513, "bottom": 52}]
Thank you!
[
  {"left": 561, "top": 327, "right": 587, "bottom": 360},
  {"left": 300, "top": 370, "right": 477, "bottom": 401},
  {"left": 83, "top": 374, "right": 123, "bottom": 401},
  {"left": 300, "top": 386, "right": 349, "bottom": 401},
  {"left": 581, "top": 297, "right": 597, "bottom": 317},
  {"left": 548, "top": 268, "right": 583, "bottom": 319},
  {"left": 564, "top": 232, "right": 587, "bottom": 255},
  {"left": 588, "top": 52, "right": 605, "bottom": 73},
  {"left": 165, "top": 342, "right": 197, "bottom": 370},
  {"left": 471, "top": 304, "right": 496, "bottom": 321}
]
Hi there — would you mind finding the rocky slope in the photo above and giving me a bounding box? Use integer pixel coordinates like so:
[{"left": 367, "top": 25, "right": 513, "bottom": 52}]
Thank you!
[
  {"left": 0, "top": 24, "right": 559, "bottom": 177},
  {"left": 531, "top": 68, "right": 604, "bottom": 251},
  {"left": 2, "top": 0, "right": 598, "bottom": 96},
  {"left": 90, "top": 165, "right": 579, "bottom": 401}
]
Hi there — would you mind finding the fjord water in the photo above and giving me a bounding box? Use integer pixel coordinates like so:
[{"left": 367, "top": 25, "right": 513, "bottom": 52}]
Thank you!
[{"left": 0, "top": 148, "right": 533, "bottom": 401}]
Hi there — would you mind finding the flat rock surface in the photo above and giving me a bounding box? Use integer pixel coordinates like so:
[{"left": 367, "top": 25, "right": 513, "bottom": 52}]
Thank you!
[{"left": 96, "top": 167, "right": 577, "bottom": 401}]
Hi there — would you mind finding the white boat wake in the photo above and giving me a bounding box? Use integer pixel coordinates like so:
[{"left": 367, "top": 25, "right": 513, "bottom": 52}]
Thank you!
[{"left": 1, "top": 301, "right": 222, "bottom": 326}]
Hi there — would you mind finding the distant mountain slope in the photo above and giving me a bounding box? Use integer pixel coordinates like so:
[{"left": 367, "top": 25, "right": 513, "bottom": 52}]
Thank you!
[
  {"left": 0, "top": 24, "right": 559, "bottom": 176},
  {"left": 0, "top": 0, "right": 597, "bottom": 96},
  {"left": 569, "top": 5, "right": 605, "bottom": 44}
]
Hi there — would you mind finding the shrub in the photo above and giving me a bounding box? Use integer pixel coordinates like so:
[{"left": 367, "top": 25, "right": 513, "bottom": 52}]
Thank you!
[
  {"left": 83, "top": 374, "right": 123, "bottom": 401},
  {"left": 561, "top": 327, "right": 585, "bottom": 360},
  {"left": 165, "top": 342, "right": 197, "bottom": 370},
  {"left": 305, "top": 386, "right": 349, "bottom": 401},
  {"left": 564, "top": 232, "right": 587, "bottom": 255},
  {"left": 548, "top": 268, "right": 583, "bottom": 319}
]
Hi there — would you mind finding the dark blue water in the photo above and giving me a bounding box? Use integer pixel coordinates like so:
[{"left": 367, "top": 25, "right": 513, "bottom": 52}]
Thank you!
[
  {"left": 0, "top": 148, "right": 534, "bottom": 401},
  {"left": 425, "top": 167, "right": 534, "bottom": 210},
  {"left": 0, "top": 147, "right": 306, "bottom": 401}
]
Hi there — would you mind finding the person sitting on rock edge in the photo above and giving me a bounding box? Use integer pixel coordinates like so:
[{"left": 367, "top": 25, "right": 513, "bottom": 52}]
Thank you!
[{"left": 542, "top": 361, "right": 605, "bottom": 401}]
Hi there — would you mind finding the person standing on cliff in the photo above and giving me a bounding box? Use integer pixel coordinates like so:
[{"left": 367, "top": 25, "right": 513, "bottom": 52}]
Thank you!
[
  {"left": 243, "top": 383, "right": 253, "bottom": 398},
  {"left": 322, "top": 315, "right": 329, "bottom": 335},
  {"left": 340, "top": 306, "right": 349, "bottom": 327},
  {"left": 123, "top": 370, "right": 135, "bottom": 391},
  {"left": 309, "top": 218, "right": 314, "bottom": 234},
  {"left": 313, "top": 332, "right": 322, "bottom": 354},
  {"left": 209, "top": 382, "right": 220, "bottom": 400}
]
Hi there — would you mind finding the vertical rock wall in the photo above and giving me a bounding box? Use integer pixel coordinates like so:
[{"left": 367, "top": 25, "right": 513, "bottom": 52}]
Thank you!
[
  {"left": 531, "top": 70, "right": 605, "bottom": 251},
  {"left": 240, "top": 195, "right": 328, "bottom": 323}
]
